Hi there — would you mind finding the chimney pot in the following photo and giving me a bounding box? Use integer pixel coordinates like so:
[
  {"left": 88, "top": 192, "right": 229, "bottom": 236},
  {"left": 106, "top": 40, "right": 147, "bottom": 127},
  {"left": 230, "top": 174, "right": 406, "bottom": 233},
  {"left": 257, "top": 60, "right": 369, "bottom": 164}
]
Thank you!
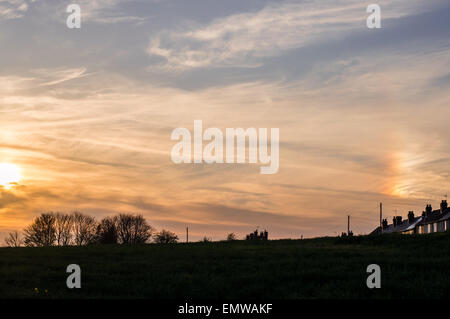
[
  {"left": 408, "top": 211, "right": 414, "bottom": 223},
  {"left": 440, "top": 200, "right": 448, "bottom": 213}
]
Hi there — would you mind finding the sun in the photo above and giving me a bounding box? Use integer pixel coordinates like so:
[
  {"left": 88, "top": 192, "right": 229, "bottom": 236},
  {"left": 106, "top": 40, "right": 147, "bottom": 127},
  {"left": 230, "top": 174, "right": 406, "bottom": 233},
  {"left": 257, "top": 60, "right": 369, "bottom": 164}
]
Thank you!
[{"left": 0, "top": 163, "right": 21, "bottom": 188}]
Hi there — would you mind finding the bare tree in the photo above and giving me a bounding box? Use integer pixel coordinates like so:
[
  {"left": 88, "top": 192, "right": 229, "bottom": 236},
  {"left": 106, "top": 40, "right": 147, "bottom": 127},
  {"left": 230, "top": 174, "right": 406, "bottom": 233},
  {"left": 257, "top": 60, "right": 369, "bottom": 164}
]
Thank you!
[
  {"left": 20, "top": 211, "right": 156, "bottom": 247},
  {"left": 96, "top": 217, "right": 118, "bottom": 244},
  {"left": 4, "top": 230, "right": 23, "bottom": 247},
  {"left": 72, "top": 211, "right": 97, "bottom": 246},
  {"left": 154, "top": 230, "right": 178, "bottom": 244},
  {"left": 115, "top": 214, "right": 154, "bottom": 244},
  {"left": 55, "top": 212, "right": 73, "bottom": 246},
  {"left": 226, "top": 233, "right": 237, "bottom": 241},
  {"left": 24, "top": 213, "right": 56, "bottom": 247}
]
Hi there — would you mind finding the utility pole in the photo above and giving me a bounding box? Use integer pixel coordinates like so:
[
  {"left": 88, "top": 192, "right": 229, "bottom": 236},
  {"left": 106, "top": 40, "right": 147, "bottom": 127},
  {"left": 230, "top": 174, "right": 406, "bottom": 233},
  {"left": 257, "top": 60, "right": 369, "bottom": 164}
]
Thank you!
[
  {"left": 347, "top": 215, "right": 350, "bottom": 235},
  {"left": 380, "top": 202, "right": 383, "bottom": 234},
  {"left": 186, "top": 227, "right": 189, "bottom": 243}
]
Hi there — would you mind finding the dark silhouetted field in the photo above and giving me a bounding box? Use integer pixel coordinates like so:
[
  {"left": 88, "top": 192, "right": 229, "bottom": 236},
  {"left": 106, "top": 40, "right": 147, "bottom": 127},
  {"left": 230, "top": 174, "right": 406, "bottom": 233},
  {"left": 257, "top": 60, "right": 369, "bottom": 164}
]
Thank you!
[{"left": 1, "top": 232, "right": 449, "bottom": 299}]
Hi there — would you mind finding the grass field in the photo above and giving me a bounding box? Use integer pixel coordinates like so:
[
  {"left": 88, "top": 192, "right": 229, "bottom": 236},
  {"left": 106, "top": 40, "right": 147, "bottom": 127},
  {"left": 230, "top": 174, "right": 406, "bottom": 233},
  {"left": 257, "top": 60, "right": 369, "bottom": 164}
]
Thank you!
[{"left": 0, "top": 232, "right": 449, "bottom": 299}]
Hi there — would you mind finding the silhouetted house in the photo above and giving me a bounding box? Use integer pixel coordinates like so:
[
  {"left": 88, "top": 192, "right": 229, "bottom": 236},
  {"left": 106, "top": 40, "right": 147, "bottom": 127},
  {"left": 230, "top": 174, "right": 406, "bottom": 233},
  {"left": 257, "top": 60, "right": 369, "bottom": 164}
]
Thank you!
[
  {"left": 246, "top": 229, "right": 268, "bottom": 240},
  {"left": 417, "top": 200, "right": 449, "bottom": 234},
  {"left": 370, "top": 200, "right": 450, "bottom": 235}
]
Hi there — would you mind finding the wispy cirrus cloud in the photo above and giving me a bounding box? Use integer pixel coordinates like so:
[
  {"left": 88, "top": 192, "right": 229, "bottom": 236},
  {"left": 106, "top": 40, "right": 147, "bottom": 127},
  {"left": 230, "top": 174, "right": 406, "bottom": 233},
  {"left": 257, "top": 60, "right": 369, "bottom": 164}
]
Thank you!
[
  {"left": 35, "top": 68, "right": 91, "bottom": 86},
  {"left": 0, "top": 0, "right": 29, "bottom": 21},
  {"left": 1, "top": 0, "right": 450, "bottom": 241},
  {"left": 57, "top": 0, "right": 148, "bottom": 25},
  {"left": 0, "top": 0, "right": 148, "bottom": 25},
  {"left": 147, "top": 0, "right": 444, "bottom": 70},
  {"left": 0, "top": 0, "right": 147, "bottom": 24}
]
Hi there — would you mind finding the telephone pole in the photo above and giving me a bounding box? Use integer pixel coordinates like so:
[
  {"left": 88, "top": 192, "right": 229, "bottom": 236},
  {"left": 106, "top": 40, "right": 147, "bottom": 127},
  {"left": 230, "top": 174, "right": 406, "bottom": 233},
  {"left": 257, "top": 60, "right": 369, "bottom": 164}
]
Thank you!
[
  {"left": 186, "top": 227, "right": 189, "bottom": 243},
  {"left": 347, "top": 215, "right": 350, "bottom": 235},
  {"left": 380, "top": 202, "right": 383, "bottom": 234}
]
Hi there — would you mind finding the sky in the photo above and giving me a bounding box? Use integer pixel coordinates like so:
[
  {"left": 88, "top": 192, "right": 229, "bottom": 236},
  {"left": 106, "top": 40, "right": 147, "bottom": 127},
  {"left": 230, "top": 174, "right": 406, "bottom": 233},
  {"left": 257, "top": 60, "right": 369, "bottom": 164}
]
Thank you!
[{"left": 0, "top": 0, "right": 450, "bottom": 242}]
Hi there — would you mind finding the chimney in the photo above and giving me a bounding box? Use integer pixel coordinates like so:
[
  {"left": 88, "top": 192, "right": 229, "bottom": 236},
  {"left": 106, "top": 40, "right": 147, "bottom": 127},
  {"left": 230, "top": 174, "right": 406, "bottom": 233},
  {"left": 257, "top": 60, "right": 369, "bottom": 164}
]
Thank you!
[
  {"left": 440, "top": 200, "right": 448, "bottom": 213},
  {"left": 408, "top": 211, "right": 414, "bottom": 223},
  {"left": 393, "top": 216, "right": 402, "bottom": 227},
  {"left": 423, "top": 204, "right": 432, "bottom": 217}
]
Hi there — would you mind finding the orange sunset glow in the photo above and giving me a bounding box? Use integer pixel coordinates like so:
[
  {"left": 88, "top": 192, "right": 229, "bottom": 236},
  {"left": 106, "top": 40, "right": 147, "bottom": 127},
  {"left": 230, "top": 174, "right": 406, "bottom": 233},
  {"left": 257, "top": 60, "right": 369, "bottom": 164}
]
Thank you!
[{"left": 1, "top": 0, "right": 450, "bottom": 244}]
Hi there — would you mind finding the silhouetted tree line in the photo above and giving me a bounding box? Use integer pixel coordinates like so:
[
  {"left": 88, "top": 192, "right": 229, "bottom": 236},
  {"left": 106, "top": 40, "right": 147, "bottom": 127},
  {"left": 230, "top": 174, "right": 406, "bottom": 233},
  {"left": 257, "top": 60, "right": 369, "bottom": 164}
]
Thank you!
[
  {"left": 4, "top": 212, "right": 179, "bottom": 247},
  {"left": 4, "top": 212, "right": 247, "bottom": 247}
]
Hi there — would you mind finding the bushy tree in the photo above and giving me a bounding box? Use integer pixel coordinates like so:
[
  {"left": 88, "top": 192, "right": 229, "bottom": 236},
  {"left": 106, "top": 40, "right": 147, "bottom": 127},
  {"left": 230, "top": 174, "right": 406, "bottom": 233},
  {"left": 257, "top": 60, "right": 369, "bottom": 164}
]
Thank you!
[
  {"left": 24, "top": 213, "right": 56, "bottom": 247},
  {"left": 4, "top": 230, "right": 23, "bottom": 247},
  {"left": 200, "top": 236, "right": 212, "bottom": 243},
  {"left": 154, "top": 230, "right": 178, "bottom": 244},
  {"left": 96, "top": 217, "right": 118, "bottom": 244},
  {"left": 115, "top": 214, "right": 154, "bottom": 244},
  {"left": 226, "top": 233, "right": 237, "bottom": 241}
]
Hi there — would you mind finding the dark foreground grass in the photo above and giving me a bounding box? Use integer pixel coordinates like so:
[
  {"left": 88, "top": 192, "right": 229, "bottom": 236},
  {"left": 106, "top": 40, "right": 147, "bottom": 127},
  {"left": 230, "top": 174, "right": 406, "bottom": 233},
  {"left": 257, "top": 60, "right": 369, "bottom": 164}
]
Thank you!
[{"left": 0, "top": 232, "right": 449, "bottom": 299}]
